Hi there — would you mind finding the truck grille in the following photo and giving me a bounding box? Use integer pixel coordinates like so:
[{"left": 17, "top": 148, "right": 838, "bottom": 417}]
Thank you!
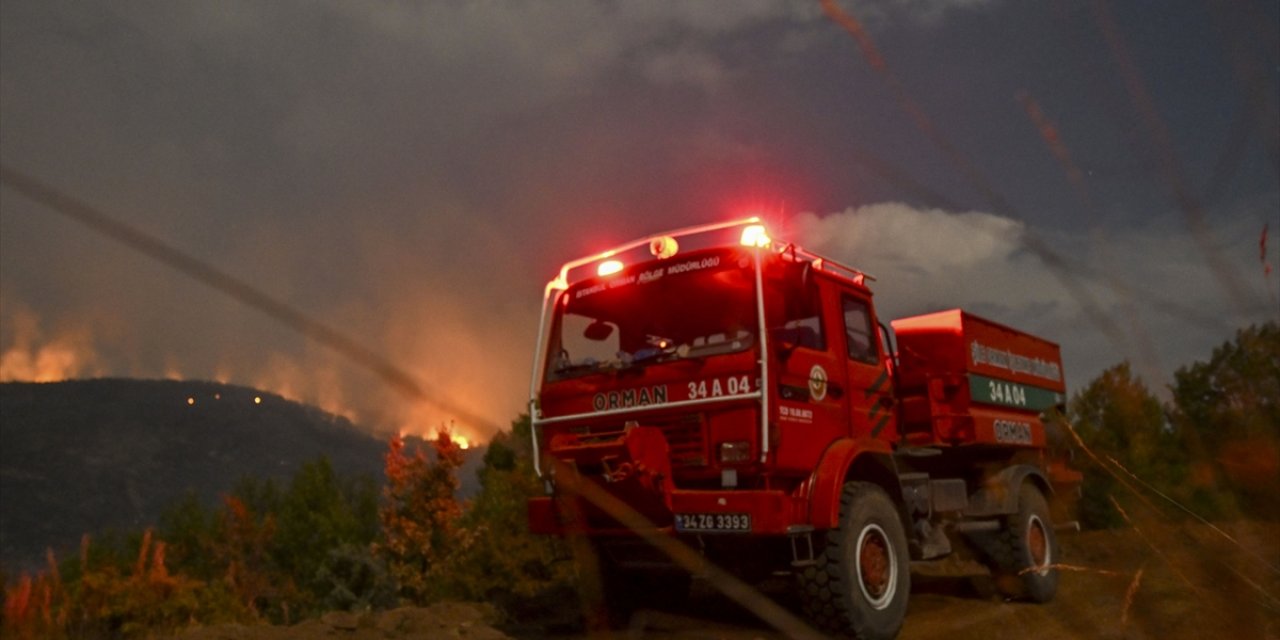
[
  {"left": 576, "top": 414, "right": 708, "bottom": 467},
  {"left": 653, "top": 414, "right": 707, "bottom": 467}
]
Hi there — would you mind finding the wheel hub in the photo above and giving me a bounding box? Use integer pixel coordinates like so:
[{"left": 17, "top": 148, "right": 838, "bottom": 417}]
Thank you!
[
  {"left": 856, "top": 524, "right": 897, "bottom": 610},
  {"left": 861, "top": 535, "right": 888, "bottom": 594},
  {"left": 1027, "top": 515, "right": 1050, "bottom": 574}
]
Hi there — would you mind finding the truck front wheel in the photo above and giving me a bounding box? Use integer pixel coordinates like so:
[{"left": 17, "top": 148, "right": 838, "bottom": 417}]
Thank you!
[{"left": 799, "top": 481, "right": 910, "bottom": 640}]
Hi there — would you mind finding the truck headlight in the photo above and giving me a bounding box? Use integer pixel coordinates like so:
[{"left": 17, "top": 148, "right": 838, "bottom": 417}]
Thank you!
[{"left": 719, "top": 440, "right": 752, "bottom": 464}]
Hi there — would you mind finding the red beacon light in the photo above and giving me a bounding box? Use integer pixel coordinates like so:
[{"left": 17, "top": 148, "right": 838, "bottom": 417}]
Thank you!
[
  {"left": 739, "top": 224, "right": 771, "bottom": 247},
  {"left": 649, "top": 236, "right": 679, "bottom": 259}
]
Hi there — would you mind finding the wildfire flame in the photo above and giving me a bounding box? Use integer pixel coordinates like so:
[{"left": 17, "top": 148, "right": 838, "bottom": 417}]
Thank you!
[
  {"left": 248, "top": 353, "right": 363, "bottom": 424},
  {"left": 0, "top": 308, "right": 100, "bottom": 382},
  {"left": 1, "top": 305, "right": 490, "bottom": 447},
  {"left": 396, "top": 426, "right": 473, "bottom": 450}
]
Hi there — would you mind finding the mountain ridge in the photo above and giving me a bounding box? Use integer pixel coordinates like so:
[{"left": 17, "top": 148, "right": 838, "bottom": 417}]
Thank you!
[{"left": 0, "top": 378, "right": 485, "bottom": 571}]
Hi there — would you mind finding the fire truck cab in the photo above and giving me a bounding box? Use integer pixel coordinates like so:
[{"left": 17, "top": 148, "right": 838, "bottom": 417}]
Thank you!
[{"left": 526, "top": 219, "right": 1079, "bottom": 639}]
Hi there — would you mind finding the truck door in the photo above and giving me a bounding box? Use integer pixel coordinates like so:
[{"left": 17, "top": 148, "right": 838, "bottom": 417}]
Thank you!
[
  {"left": 839, "top": 293, "right": 898, "bottom": 442},
  {"left": 770, "top": 273, "right": 849, "bottom": 472}
]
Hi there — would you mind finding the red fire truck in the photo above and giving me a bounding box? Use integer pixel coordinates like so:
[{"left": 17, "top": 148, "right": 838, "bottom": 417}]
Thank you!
[{"left": 527, "top": 218, "right": 1080, "bottom": 639}]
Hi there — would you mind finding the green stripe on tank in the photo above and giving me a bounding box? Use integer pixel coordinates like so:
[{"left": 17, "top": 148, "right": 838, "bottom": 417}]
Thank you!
[{"left": 968, "top": 374, "right": 1064, "bottom": 411}]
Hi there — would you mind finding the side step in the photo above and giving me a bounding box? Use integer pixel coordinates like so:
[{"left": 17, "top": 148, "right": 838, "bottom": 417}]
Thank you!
[{"left": 788, "top": 525, "right": 816, "bottom": 567}]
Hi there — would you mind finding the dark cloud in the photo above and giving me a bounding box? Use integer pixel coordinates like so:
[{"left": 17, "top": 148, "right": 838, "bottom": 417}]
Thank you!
[{"left": 2, "top": 0, "right": 1276, "bottom": 439}]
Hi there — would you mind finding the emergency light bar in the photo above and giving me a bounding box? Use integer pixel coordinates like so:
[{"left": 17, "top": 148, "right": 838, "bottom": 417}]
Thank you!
[{"left": 547, "top": 217, "right": 767, "bottom": 291}]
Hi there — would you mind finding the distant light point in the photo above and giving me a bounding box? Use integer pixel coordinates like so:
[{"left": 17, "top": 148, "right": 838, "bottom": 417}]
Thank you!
[
  {"left": 254, "top": 396, "right": 262, "bottom": 404},
  {"left": 187, "top": 397, "right": 195, "bottom": 406}
]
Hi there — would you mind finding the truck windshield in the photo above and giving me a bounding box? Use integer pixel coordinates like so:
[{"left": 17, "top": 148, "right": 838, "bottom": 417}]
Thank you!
[{"left": 547, "top": 251, "right": 758, "bottom": 380}]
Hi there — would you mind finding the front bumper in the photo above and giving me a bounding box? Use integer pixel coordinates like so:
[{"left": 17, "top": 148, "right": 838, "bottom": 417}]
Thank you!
[{"left": 529, "top": 424, "right": 809, "bottom": 538}]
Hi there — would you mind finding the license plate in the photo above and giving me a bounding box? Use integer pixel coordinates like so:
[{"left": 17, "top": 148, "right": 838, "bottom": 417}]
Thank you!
[{"left": 674, "top": 513, "right": 751, "bottom": 533}]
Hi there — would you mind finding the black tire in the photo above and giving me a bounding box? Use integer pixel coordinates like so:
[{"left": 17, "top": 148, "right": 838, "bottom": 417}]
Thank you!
[
  {"left": 799, "top": 482, "right": 911, "bottom": 640},
  {"left": 973, "top": 483, "right": 1058, "bottom": 603}
]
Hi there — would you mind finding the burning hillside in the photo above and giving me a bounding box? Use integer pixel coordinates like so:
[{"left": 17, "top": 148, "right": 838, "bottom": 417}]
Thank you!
[
  {"left": 0, "top": 378, "right": 485, "bottom": 571},
  {"left": 0, "top": 306, "right": 499, "bottom": 447}
]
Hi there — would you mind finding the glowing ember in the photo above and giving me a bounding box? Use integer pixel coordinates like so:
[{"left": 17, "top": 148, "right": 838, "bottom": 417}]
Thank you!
[
  {"left": 254, "top": 396, "right": 262, "bottom": 404},
  {"left": 456, "top": 436, "right": 470, "bottom": 450},
  {"left": 187, "top": 397, "right": 195, "bottom": 406}
]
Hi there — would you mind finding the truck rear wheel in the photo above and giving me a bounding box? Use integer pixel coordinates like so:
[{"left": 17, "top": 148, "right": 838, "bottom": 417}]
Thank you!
[
  {"left": 973, "top": 483, "right": 1058, "bottom": 603},
  {"left": 799, "top": 481, "right": 910, "bottom": 640}
]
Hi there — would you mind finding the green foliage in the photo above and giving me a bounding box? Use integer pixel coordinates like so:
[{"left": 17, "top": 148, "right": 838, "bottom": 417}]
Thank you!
[
  {"left": 5, "top": 453, "right": 383, "bottom": 636},
  {"left": 4, "top": 454, "right": 386, "bottom": 636},
  {"left": 3, "top": 531, "right": 251, "bottom": 640},
  {"left": 274, "top": 458, "right": 380, "bottom": 605},
  {"left": 158, "top": 492, "right": 219, "bottom": 580},
  {"left": 314, "top": 543, "right": 397, "bottom": 612},
  {"left": 157, "top": 457, "right": 383, "bottom": 621},
  {"left": 483, "top": 438, "right": 518, "bottom": 472},
  {"left": 1170, "top": 322, "right": 1280, "bottom": 518},
  {"left": 1069, "top": 322, "right": 1280, "bottom": 527},
  {"left": 56, "top": 530, "right": 143, "bottom": 587},
  {"left": 66, "top": 531, "right": 248, "bottom": 638},
  {"left": 445, "top": 415, "right": 576, "bottom": 619},
  {"left": 214, "top": 494, "right": 297, "bottom": 620},
  {"left": 228, "top": 475, "right": 283, "bottom": 519},
  {"left": 1069, "top": 362, "right": 1181, "bottom": 528},
  {"left": 372, "top": 416, "right": 576, "bottom": 621}
]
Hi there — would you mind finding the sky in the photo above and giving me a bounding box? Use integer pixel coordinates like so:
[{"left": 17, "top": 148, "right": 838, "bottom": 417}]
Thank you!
[{"left": 1, "top": 0, "right": 1277, "bottom": 443}]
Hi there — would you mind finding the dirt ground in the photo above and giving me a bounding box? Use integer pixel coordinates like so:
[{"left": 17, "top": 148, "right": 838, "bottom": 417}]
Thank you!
[
  {"left": 168, "top": 601, "right": 513, "bottom": 640},
  {"left": 170, "top": 523, "right": 1280, "bottom": 640}
]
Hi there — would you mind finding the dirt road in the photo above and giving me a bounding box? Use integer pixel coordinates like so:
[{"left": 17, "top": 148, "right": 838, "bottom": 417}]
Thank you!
[{"left": 553, "top": 523, "right": 1279, "bottom": 640}]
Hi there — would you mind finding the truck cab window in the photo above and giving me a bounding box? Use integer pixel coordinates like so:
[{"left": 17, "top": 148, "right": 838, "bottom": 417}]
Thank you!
[
  {"left": 777, "top": 273, "right": 825, "bottom": 350},
  {"left": 842, "top": 296, "right": 878, "bottom": 364},
  {"left": 547, "top": 249, "right": 758, "bottom": 380}
]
